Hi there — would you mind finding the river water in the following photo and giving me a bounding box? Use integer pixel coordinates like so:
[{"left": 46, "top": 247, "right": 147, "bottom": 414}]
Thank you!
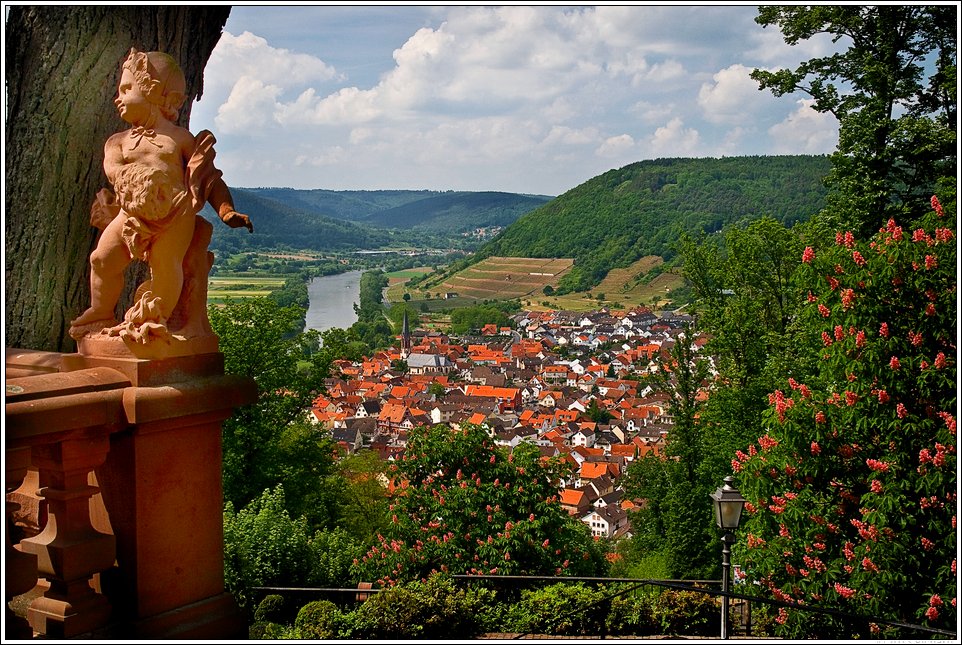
[{"left": 304, "top": 270, "right": 363, "bottom": 333}]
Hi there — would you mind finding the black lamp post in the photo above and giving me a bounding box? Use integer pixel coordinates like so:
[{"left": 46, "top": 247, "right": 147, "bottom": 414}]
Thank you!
[{"left": 711, "top": 475, "right": 746, "bottom": 639}]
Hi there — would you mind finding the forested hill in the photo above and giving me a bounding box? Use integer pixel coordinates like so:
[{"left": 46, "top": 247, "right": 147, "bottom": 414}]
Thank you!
[
  {"left": 209, "top": 187, "right": 552, "bottom": 245},
  {"left": 202, "top": 188, "right": 396, "bottom": 254},
  {"left": 473, "top": 155, "right": 831, "bottom": 293},
  {"left": 360, "top": 191, "right": 552, "bottom": 233}
]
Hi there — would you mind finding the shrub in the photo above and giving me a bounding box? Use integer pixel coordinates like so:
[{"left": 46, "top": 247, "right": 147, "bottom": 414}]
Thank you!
[
  {"left": 653, "top": 589, "right": 718, "bottom": 636},
  {"left": 294, "top": 600, "right": 342, "bottom": 639},
  {"left": 511, "top": 582, "right": 606, "bottom": 636},
  {"left": 346, "top": 574, "right": 496, "bottom": 639},
  {"left": 605, "top": 589, "right": 658, "bottom": 636},
  {"left": 253, "top": 594, "right": 286, "bottom": 624}
]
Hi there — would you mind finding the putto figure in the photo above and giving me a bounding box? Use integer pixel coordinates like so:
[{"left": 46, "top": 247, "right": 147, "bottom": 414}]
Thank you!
[{"left": 70, "top": 48, "right": 252, "bottom": 347}]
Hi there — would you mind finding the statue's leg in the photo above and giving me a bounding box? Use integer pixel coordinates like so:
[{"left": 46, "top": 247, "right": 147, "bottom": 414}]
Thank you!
[
  {"left": 144, "top": 212, "right": 196, "bottom": 322},
  {"left": 71, "top": 216, "right": 131, "bottom": 326}
]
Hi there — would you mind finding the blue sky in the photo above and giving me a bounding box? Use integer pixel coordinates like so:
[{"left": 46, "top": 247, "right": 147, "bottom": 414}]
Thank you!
[{"left": 190, "top": 3, "right": 843, "bottom": 196}]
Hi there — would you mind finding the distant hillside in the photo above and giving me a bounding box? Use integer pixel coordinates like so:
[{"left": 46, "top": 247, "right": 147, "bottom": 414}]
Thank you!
[
  {"left": 361, "top": 191, "right": 553, "bottom": 233},
  {"left": 473, "top": 155, "right": 831, "bottom": 293},
  {"left": 202, "top": 188, "right": 396, "bottom": 253},
  {"left": 228, "top": 187, "right": 552, "bottom": 237},
  {"left": 236, "top": 188, "right": 432, "bottom": 221}
]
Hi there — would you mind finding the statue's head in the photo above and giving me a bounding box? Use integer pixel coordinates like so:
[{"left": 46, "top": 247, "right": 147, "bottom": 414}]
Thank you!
[{"left": 121, "top": 48, "right": 187, "bottom": 122}]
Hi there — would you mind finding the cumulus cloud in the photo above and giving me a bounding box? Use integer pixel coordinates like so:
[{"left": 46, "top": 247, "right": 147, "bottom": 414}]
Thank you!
[
  {"left": 648, "top": 118, "right": 701, "bottom": 157},
  {"left": 768, "top": 99, "right": 838, "bottom": 153},
  {"left": 215, "top": 76, "right": 282, "bottom": 133},
  {"left": 596, "top": 134, "right": 636, "bottom": 158},
  {"left": 193, "top": 5, "right": 846, "bottom": 193},
  {"left": 697, "top": 64, "right": 766, "bottom": 124}
]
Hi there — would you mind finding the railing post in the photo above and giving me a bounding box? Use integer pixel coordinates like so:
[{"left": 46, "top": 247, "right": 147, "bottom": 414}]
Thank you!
[
  {"left": 19, "top": 436, "right": 115, "bottom": 638},
  {"left": 5, "top": 447, "right": 37, "bottom": 639}
]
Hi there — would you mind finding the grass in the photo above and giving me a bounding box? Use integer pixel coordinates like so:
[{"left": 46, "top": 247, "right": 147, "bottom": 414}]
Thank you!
[{"left": 207, "top": 273, "right": 287, "bottom": 301}]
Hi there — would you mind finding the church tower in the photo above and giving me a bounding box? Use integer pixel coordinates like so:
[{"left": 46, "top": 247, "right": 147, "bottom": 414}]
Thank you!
[{"left": 401, "top": 309, "right": 411, "bottom": 358}]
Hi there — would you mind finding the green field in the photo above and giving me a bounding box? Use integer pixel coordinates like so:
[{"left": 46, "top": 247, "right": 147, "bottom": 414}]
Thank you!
[{"left": 208, "top": 274, "right": 286, "bottom": 302}]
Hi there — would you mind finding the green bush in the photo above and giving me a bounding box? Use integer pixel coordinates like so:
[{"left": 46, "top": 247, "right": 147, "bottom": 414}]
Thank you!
[
  {"left": 346, "top": 575, "right": 496, "bottom": 639},
  {"left": 605, "top": 589, "right": 658, "bottom": 636},
  {"left": 511, "top": 582, "right": 606, "bottom": 636},
  {"left": 294, "top": 600, "right": 342, "bottom": 639},
  {"left": 653, "top": 589, "right": 718, "bottom": 636},
  {"left": 253, "top": 594, "right": 287, "bottom": 624}
]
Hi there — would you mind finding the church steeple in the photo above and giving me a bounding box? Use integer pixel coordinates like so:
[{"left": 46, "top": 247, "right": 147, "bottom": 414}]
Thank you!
[{"left": 401, "top": 309, "right": 411, "bottom": 358}]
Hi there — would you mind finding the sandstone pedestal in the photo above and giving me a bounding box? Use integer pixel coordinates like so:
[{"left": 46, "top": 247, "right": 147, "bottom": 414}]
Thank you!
[{"left": 5, "top": 345, "right": 257, "bottom": 639}]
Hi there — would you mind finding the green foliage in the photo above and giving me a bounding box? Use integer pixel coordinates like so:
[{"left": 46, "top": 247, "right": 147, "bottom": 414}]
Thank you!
[
  {"left": 734, "top": 195, "right": 957, "bottom": 637},
  {"left": 509, "top": 582, "right": 606, "bottom": 636},
  {"left": 210, "top": 297, "right": 332, "bottom": 513},
  {"left": 333, "top": 450, "right": 391, "bottom": 543},
  {"left": 623, "top": 330, "right": 718, "bottom": 579},
  {"left": 268, "top": 274, "right": 310, "bottom": 313},
  {"left": 752, "top": 6, "right": 956, "bottom": 237},
  {"left": 475, "top": 156, "right": 830, "bottom": 293},
  {"left": 252, "top": 594, "right": 288, "bottom": 624},
  {"left": 344, "top": 574, "right": 498, "bottom": 639},
  {"left": 352, "top": 423, "right": 606, "bottom": 585},
  {"left": 223, "top": 485, "right": 315, "bottom": 611},
  {"left": 361, "top": 190, "right": 551, "bottom": 233},
  {"left": 652, "top": 589, "right": 718, "bottom": 636},
  {"left": 604, "top": 589, "right": 659, "bottom": 636},
  {"left": 448, "top": 304, "right": 513, "bottom": 334},
  {"left": 293, "top": 600, "right": 341, "bottom": 639},
  {"left": 307, "top": 528, "right": 368, "bottom": 589}
]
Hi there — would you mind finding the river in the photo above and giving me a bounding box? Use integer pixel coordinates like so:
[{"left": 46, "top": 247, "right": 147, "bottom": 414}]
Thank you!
[{"left": 304, "top": 270, "right": 363, "bottom": 333}]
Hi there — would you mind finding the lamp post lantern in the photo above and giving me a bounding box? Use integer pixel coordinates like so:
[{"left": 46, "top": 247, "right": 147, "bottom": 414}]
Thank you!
[{"left": 711, "top": 476, "right": 746, "bottom": 639}]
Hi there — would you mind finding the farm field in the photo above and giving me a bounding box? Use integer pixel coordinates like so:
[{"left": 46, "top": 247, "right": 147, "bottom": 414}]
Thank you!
[
  {"left": 527, "top": 256, "right": 685, "bottom": 313},
  {"left": 207, "top": 274, "right": 286, "bottom": 303},
  {"left": 384, "top": 266, "right": 434, "bottom": 301},
  {"left": 435, "top": 257, "right": 574, "bottom": 301}
]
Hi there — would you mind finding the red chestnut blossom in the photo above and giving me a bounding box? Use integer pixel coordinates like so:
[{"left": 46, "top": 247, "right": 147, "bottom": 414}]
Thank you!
[
  {"left": 926, "top": 606, "right": 939, "bottom": 621},
  {"left": 834, "top": 583, "right": 856, "bottom": 599},
  {"left": 896, "top": 403, "right": 908, "bottom": 418},
  {"left": 879, "top": 322, "right": 890, "bottom": 338},
  {"left": 931, "top": 195, "right": 944, "bottom": 217},
  {"left": 802, "top": 246, "right": 815, "bottom": 263},
  {"left": 921, "top": 537, "right": 935, "bottom": 551},
  {"left": 818, "top": 304, "right": 831, "bottom": 317},
  {"left": 925, "top": 254, "right": 938, "bottom": 270},
  {"left": 870, "top": 480, "right": 883, "bottom": 494},
  {"left": 889, "top": 356, "right": 901, "bottom": 370},
  {"left": 852, "top": 250, "right": 866, "bottom": 266},
  {"left": 934, "top": 352, "right": 947, "bottom": 369}
]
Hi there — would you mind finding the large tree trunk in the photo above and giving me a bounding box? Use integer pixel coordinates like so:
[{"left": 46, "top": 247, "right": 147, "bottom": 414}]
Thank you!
[{"left": 5, "top": 6, "right": 231, "bottom": 352}]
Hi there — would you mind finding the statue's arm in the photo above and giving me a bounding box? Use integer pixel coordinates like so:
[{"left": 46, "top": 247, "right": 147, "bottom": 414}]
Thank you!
[{"left": 208, "top": 179, "right": 253, "bottom": 232}]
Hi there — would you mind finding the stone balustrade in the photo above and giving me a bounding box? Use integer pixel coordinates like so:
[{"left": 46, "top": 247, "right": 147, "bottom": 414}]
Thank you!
[{"left": 5, "top": 347, "right": 257, "bottom": 639}]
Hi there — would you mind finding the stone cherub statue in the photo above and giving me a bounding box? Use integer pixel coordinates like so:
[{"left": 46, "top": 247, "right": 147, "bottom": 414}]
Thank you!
[{"left": 69, "top": 48, "right": 252, "bottom": 350}]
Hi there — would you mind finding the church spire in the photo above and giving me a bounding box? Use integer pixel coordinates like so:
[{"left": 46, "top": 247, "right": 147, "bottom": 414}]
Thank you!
[{"left": 401, "top": 309, "right": 411, "bottom": 357}]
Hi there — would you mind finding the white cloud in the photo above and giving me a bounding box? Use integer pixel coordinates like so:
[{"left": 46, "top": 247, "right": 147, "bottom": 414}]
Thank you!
[
  {"left": 214, "top": 76, "right": 282, "bottom": 133},
  {"left": 192, "top": 5, "right": 848, "bottom": 194},
  {"left": 648, "top": 118, "right": 701, "bottom": 157},
  {"left": 697, "top": 64, "right": 765, "bottom": 124},
  {"left": 596, "top": 134, "right": 636, "bottom": 158},
  {"left": 768, "top": 99, "right": 838, "bottom": 153}
]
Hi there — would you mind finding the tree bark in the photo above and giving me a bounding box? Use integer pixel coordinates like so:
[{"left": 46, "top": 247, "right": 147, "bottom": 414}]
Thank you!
[{"left": 5, "top": 5, "right": 231, "bottom": 352}]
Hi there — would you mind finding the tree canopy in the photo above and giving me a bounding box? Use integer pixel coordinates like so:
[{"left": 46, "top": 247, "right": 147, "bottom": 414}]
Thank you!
[{"left": 752, "top": 5, "right": 957, "bottom": 236}]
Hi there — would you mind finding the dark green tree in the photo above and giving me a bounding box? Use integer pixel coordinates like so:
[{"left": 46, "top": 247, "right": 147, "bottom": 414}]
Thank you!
[
  {"left": 623, "top": 330, "right": 715, "bottom": 578},
  {"left": 209, "top": 297, "right": 331, "bottom": 514},
  {"left": 751, "top": 5, "right": 957, "bottom": 236}
]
